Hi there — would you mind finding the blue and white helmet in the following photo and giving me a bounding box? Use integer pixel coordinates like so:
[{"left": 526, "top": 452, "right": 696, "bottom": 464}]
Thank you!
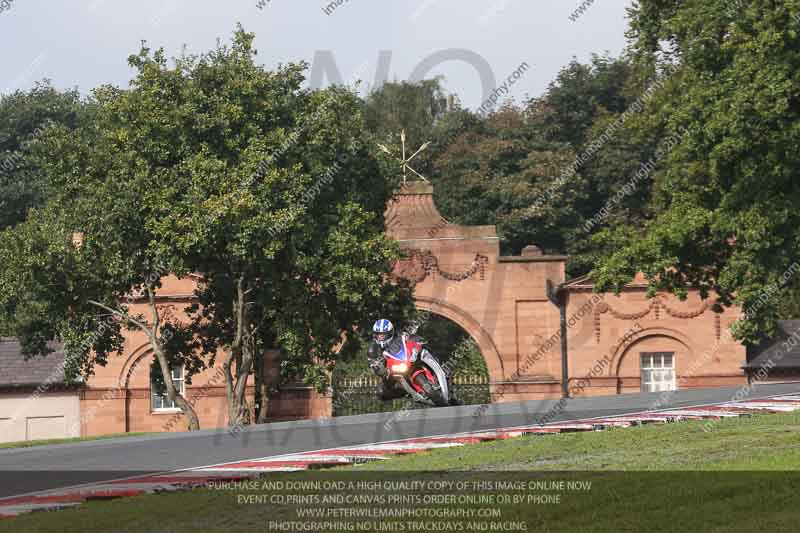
[{"left": 372, "top": 319, "right": 394, "bottom": 347}]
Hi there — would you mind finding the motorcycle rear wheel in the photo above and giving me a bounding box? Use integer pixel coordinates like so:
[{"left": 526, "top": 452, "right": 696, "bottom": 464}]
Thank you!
[{"left": 415, "top": 373, "right": 448, "bottom": 407}]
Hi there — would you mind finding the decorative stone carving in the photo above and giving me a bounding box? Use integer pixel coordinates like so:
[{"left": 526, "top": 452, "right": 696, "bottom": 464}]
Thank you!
[
  {"left": 393, "top": 250, "right": 429, "bottom": 283},
  {"left": 661, "top": 300, "right": 710, "bottom": 319},
  {"left": 393, "top": 249, "right": 489, "bottom": 283},
  {"left": 593, "top": 296, "right": 710, "bottom": 342}
]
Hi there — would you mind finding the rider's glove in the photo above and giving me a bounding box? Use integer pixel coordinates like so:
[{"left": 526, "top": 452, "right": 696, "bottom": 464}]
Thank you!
[{"left": 369, "top": 358, "right": 387, "bottom": 377}]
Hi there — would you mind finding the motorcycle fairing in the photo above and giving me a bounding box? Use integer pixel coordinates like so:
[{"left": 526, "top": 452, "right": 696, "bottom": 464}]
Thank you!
[{"left": 381, "top": 334, "right": 449, "bottom": 405}]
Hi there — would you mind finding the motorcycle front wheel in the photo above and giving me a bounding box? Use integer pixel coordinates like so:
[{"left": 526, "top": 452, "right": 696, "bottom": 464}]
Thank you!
[{"left": 414, "top": 373, "right": 448, "bottom": 407}]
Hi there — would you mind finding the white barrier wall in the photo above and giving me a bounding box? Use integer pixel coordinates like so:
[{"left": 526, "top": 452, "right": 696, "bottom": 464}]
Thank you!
[{"left": 0, "top": 392, "right": 80, "bottom": 443}]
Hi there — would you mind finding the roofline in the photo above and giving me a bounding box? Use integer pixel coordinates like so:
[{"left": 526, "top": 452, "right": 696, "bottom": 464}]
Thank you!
[{"left": 498, "top": 255, "right": 568, "bottom": 263}]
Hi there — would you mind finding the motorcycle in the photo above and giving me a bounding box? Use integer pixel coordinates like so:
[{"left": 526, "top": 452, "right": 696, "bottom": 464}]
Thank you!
[{"left": 381, "top": 333, "right": 450, "bottom": 407}]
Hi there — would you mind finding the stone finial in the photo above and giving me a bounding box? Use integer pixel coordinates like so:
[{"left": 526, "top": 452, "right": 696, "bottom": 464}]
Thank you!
[
  {"left": 521, "top": 245, "right": 543, "bottom": 257},
  {"left": 385, "top": 182, "right": 448, "bottom": 231}
]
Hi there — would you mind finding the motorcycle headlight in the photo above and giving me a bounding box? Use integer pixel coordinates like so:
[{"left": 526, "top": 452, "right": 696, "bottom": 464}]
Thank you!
[{"left": 390, "top": 362, "right": 409, "bottom": 373}]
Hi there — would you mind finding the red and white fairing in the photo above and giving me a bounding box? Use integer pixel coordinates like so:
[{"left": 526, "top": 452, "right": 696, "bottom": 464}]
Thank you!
[{"left": 382, "top": 334, "right": 450, "bottom": 405}]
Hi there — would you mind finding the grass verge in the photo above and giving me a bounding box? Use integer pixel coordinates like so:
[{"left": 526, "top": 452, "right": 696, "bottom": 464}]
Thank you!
[
  {"left": 3, "top": 412, "right": 800, "bottom": 532},
  {"left": 0, "top": 433, "right": 153, "bottom": 450}
]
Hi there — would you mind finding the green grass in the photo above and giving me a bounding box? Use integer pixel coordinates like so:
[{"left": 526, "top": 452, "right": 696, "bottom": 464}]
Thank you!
[
  {"left": 0, "top": 433, "right": 152, "bottom": 450},
  {"left": 352, "top": 410, "right": 800, "bottom": 471},
  {"left": 3, "top": 412, "right": 800, "bottom": 533}
]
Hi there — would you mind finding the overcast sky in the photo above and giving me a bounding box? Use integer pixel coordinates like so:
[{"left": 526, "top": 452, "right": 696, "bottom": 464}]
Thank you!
[{"left": 1, "top": 0, "right": 633, "bottom": 111}]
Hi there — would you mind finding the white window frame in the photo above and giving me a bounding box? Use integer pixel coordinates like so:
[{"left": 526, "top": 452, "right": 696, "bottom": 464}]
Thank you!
[
  {"left": 640, "top": 352, "right": 676, "bottom": 393},
  {"left": 151, "top": 365, "right": 185, "bottom": 412}
]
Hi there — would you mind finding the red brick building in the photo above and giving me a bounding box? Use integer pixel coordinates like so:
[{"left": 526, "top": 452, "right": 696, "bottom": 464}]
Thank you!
[
  {"left": 76, "top": 274, "right": 331, "bottom": 437},
  {"left": 1, "top": 183, "right": 777, "bottom": 440},
  {"left": 559, "top": 274, "right": 746, "bottom": 397},
  {"left": 385, "top": 183, "right": 749, "bottom": 404}
]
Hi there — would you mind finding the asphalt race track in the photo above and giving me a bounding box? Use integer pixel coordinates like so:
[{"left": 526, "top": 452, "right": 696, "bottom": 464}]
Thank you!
[{"left": 2, "top": 381, "right": 800, "bottom": 499}]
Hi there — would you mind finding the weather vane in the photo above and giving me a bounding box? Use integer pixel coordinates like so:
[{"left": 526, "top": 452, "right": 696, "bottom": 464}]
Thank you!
[{"left": 377, "top": 129, "right": 431, "bottom": 184}]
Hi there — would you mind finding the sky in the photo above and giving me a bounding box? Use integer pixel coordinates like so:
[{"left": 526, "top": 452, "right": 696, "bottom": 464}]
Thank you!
[{"left": 0, "top": 0, "right": 633, "bottom": 112}]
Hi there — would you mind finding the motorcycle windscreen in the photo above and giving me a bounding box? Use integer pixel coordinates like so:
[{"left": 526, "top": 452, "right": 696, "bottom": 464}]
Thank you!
[{"left": 383, "top": 341, "right": 408, "bottom": 362}]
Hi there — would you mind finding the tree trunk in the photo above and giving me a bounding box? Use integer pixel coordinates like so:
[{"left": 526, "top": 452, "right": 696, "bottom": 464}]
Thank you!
[
  {"left": 153, "top": 341, "right": 200, "bottom": 431},
  {"left": 254, "top": 351, "right": 270, "bottom": 424},
  {"left": 231, "top": 353, "right": 254, "bottom": 426},
  {"left": 223, "top": 352, "right": 252, "bottom": 427},
  {"left": 144, "top": 285, "right": 200, "bottom": 431},
  {"left": 223, "top": 275, "right": 255, "bottom": 428},
  {"left": 88, "top": 296, "right": 201, "bottom": 431}
]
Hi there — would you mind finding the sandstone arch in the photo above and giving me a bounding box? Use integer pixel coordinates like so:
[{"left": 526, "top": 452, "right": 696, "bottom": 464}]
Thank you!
[
  {"left": 609, "top": 327, "right": 696, "bottom": 379},
  {"left": 414, "top": 296, "right": 504, "bottom": 381},
  {"left": 118, "top": 342, "right": 154, "bottom": 389},
  {"left": 388, "top": 182, "right": 569, "bottom": 399}
]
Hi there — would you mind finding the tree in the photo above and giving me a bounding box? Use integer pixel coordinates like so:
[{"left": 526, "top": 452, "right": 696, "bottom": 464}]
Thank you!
[
  {"left": 0, "top": 81, "right": 90, "bottom": 230},
  {"left": 0, "top": 108, "right": 205, "bottom": 429},
  {"left": 517, "top": 53, "right": 662, "bottom": 276},
  {"left": 592, "top": 0, "right": 800, "bottom": 343},
  {"left": 0, "top": 211, "right": 126, "bottom": 382},
  {"left": 449, "top": 337, "right": 488, "bottom": 379},
  {"left": 532, "top": 54, "right": 634, "bottom": 149},
  {"left": 363, "top": 79, "right": 450, "bottom": 150},
  {"left": 362, "top": 79, "right": 458, "bottom": 183},
  {"left": 421, "top": 56, "right": 647, "bottom": 274},
  {"left": 430, "top": 104, "right": 580, "bottom": 256},
  {"left": 150, "top": 31, "right": 415, "bottom": 427},
  {"left": 359, "top": 60, "right": 646, "bottom": 278},
  {"left": 0, "top": 27, "right": 416, "bottom": 430}
]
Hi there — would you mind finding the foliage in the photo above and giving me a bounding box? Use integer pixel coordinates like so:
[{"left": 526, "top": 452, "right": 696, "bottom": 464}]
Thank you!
[
  {"left": 413, "top": 313, "right": 469, "bottom": 366},
  {"left": 534, "top": 54, "right": 635, "bottom": 149},
  {"left": 0, "top": 27, "right": 416, "bottom": 429},
  {"left": 0, "top": 78, "right": 202, "bottom": 424},
  {"left": 449, "top": 336, "right": 488, "bottom": 378},
  {"left": 363, "top": 79, "right": 450, "bottom": 152},
  {"left": 0, "top": 81, "right": 90, "bottom": 230},
  {"left": 430, "top": 104, "right": 581, "bottom": 257},
  {"left": 592, "top": 0, "right": 800, "bottom": 342},
  {"left": 361, "top": 60, "right": 649, "bottom": 278},
  {"left": 144, "top": 30, "right": 415, "bottom": 422}
]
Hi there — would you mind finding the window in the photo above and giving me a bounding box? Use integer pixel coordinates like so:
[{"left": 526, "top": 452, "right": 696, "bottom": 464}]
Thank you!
[
  {"left": 640, "top": 352, "right": 676, "bottom": 392},
  {"left": 151, "top": 364, "right": 185, "bottom": 411}
]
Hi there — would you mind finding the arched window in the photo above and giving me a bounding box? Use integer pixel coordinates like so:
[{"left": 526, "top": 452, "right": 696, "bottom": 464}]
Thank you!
[{"left": 150, "top": 362, "right": 185, "bottom": 411}]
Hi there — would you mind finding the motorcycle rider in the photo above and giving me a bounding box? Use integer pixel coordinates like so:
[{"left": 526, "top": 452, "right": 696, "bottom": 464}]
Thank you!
[{"left": 367, "top": 318, "right": 461, "bottom": 405}]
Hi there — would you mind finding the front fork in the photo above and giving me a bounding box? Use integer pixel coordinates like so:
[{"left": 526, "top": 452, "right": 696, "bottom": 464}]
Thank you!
[
  {"left": 419, "top": 349, "right": 450, "bottom": 402},
  {"left": 396, "top": 377, "right": 433, "bottom": 405}
]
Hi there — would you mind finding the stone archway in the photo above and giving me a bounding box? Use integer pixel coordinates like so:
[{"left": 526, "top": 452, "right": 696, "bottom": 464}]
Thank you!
[
  {"left": 387, "top": 182, "right": 569, "bottom": 400},
  {"left": 415, "top": 296, "right": 504, "bottom": 382}
]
